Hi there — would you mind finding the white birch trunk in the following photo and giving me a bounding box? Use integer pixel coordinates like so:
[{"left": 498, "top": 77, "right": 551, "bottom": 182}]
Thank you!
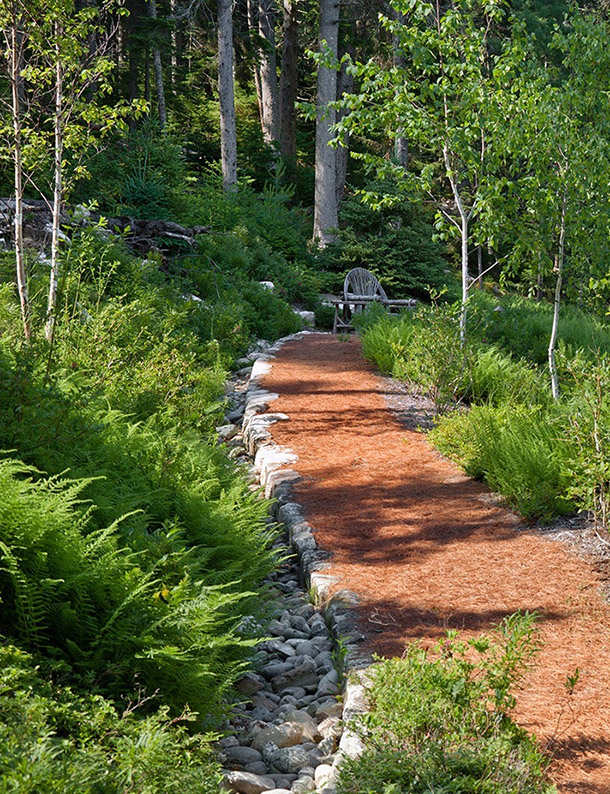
[
  {"left": 46, "top": 32, "right": 63, "bottom": 342},
  {"left": 460, "top": 213, "right": 469, "bottom": 346},
  {"left": 10, "top": 14, "right": 30, "bottom": 340},
  {"left": 258, "top": 0, "right": 280, "bottom": 145},
  {"left": 549, "top": 194, "right": 567, "bottom": 400},
  {"left": 218, "top": 0, "right": 237, "bottom": 191},
  {"left": 313, "top": 0, "right": 340, "bottom": 246}
]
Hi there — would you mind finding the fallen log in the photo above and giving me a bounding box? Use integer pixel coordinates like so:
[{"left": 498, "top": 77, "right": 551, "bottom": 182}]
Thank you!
[{"left": 0, "top": 198, "right": 210, "bottom": 255}]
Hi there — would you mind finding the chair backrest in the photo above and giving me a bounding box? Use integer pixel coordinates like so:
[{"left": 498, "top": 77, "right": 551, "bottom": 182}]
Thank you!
[{"left": 343, "top": 267, "right": 388, "bottom": 302}]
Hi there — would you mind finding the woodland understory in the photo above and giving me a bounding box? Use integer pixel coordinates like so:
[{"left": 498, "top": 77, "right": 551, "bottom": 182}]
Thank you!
[{"left": 3, "top": 0, "right": 610, "bottom": 791}]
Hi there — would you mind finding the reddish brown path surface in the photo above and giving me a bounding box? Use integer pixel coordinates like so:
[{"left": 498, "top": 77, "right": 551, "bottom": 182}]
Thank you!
[{"left": 261, "top": 333, "right": 610, "bottom": 793}]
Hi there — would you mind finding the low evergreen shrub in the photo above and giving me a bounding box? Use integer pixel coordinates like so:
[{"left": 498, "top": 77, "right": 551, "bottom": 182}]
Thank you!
[{"left": 338, "top": 613, "right": 553, "bottom": 794}]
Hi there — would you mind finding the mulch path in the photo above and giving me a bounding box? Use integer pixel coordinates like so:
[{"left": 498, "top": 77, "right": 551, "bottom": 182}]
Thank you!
[{"left": 261, "top": 332, "right": 610, "bottom": 793}]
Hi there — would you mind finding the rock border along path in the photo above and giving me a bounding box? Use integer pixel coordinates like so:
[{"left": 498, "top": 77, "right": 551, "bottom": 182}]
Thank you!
[{"left": 217, "top": 332, "right": 367, "bottom": 794}]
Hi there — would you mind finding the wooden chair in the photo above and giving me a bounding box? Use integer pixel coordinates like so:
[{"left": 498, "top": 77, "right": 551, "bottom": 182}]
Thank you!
[{"left": 331, "top": 267, "right": 416, "bottom": 333}]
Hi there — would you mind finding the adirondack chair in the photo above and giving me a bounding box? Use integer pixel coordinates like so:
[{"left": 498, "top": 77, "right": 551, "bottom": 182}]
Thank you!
[{"left": 330, "top": 267, "right": 416, "bottom": 333}]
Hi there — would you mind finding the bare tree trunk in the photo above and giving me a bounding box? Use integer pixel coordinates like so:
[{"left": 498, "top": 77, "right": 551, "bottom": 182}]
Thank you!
[
  {"left": 147, "top": 0, "right": 166, "bottom": 130},
  {"left": 391, "top": 6, "right": 408, "bottom": 168},
  {"left": 549, "top": 194, "right": 567, "bottom": 400},
  {"left": 477, "top": 245, "right": 483, "bottom": 288},
  {"left": 169, "top": 0, "right": 177, "bottom": 92},
  {"left": 279, "top": 0, "right": 298, "bottom": 162},
  {"left": 536, "top": 260, "right": 544, "bottom": 301},
  {"left": 313, "top": 0, "right": 340, "bottom": 246},
  {"left": 247, "top": 0, "right": 264, "bottom": 127},
  {"left": 9, "top": 12, "right": 30, "bottom": 340},
  {"left": 258, "top": 0, "right": 280, "bottom": 144},
  {"left": 335, "top": 20, "right": 354, "bottom": 214},
  {"left": 460, "top": 213, "right": 469, "bottom": 345},
  {"left": 218, "top": 0, "right": 237, "bottom": 191},
  {"left": 46, "top": 27, "right": 63, "bottom": 342}
]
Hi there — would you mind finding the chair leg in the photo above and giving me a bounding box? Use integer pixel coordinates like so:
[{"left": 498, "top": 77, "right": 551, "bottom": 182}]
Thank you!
[{"left": 333, "top": 306, "right": 338, "bottom": 334}]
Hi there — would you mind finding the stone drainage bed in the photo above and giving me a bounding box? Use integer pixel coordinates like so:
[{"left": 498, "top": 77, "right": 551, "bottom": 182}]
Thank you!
[{"left": 216, "top": 333, "right": 368, "bottom": 794}]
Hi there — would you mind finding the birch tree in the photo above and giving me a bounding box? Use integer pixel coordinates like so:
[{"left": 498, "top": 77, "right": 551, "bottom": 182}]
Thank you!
[
  {"left": 498, "top": 15, "right": 610, "bottom": 398},
  {"left": 334, "top": 0, "right": 525, "bottom": 343},
  {"left": 2, "top": 1, "right": 31, "bottom": 339}
]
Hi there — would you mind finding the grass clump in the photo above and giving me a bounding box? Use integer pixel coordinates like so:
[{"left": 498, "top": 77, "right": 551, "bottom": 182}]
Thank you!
[{"left": 338, "top": 613, "right": 554, "bottom": 794}]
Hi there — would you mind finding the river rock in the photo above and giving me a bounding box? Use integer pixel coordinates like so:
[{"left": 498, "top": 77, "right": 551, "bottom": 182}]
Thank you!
[
  {"left": 268, "top": 745, "right": 312, "bottom": 775},
  {"left": 272, "top": 659, "right": 318, "bottom": 692},
  {"left": 223, "top": 770, "right": 278, "bottom": 794},
  {"left": 244, "top": 762, "right": 271, "bottom": 775},
  {"left": 317, "top": 669, "right": 339, "bottom": 696},
  {"left": 316, "top": 701, "right": 343, "bottom": 720},
  {"left": 224, "top": 746, "right": 264, "bottom": 766},
  {"left": 314, "top": 764, "right": 334, "bottom": 788},
  {"left": 251, "top": 722, "right": 304, "bottom": 752},
  {"left": 291, "top": 776, "right": 315, "bottom": 794},
  {"left": 281, "top": 710, "right": 320, "bottom": 743}
]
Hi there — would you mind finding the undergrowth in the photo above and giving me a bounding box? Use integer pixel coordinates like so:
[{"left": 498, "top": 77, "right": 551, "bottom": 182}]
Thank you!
[
  {"left": 357, "top": 294, "right": 610, "bottom": 523},
  {"left": 338, "top": 613, "right": 554, "bottom": 794}
]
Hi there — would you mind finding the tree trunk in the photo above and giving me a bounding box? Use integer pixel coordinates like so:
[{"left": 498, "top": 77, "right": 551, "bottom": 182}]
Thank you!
[
  {"left": 477, "top": 245, "right": 483, "bottom": 288},
  {"left": 313, "top": 0, "right": 340, "bottom": 246},
  {"left": 247, "top": 0, "right": 264, "bottom": 129},
  {"left": 147, "top": 0, "right": 166, "bottom": 130},
  {"left": 549, "top": 194, "right": 567, "bottom": 400},
  {"left": 126, "top": 0, "right": 139, "bottom": 128},
  {"left": 218, "top": 0, "right": 237, "bottom": 191},
  {"left": 10, "top": 13, "right": 30, "bottom": 340},
  {"left": 258, "top": 0, "right": 280, "bottom": 145},
  {"left": 460, "top": 213, "right": 469, "bottom": 346},
  {"left": 46, "top": 28, "right": 63, "bottom": 342},
  {"left": 391, "top": 7, "right": 408, "bottom": 168},
  {"left": 335, "top": 21, "right": 354, "bottom": 214},
  {"left": 279, "top": 0, "right": 298, "bottom": 163}
]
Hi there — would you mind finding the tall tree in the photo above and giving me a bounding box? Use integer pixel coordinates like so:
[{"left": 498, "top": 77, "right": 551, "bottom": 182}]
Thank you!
[
  {"left": 218, "top": 0, "right": 237, "bottom": 190},
  {"left": 2, "top": 1, "right": 30, "bottom": 339},
  {"left": 257, "top": 0, "right": 280, "bottom": 144},
  {"left": 147, "top": 0, "right": 167, "bottom": 130},
  {"left": 313, "top": 0, "right": 340, "bottom": 246},
  {"left": 279, "top": 0, "right": 298, "bottom": 162}
]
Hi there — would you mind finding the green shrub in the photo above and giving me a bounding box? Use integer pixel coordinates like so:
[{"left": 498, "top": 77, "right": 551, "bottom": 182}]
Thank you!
[
  {"left": 0, "top": 642, "right": 223, "bottom": 793},
  {"left": 432, "top": 404, "right": 573, "bottom": 520},
  {"left": 339, "top": 613, "right": 553, "bottom": 794}
]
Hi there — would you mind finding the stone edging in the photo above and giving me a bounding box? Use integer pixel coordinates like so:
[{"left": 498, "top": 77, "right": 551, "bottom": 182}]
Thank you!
[{"left": 242, "top": 331, "right": 373, "bottom": 784}]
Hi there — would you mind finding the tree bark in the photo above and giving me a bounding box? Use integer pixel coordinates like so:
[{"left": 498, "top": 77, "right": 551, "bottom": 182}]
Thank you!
[
  {"left": 477, "top": 245, "right": 483, "bottom": 288},
  {"left": 247, "top": 0, "right": 264, "bottom": 129},
  {"left": 313, "top": 0, "right": 340, "bottom": 246},
  {"left": 279, "top": 0, "right": 298, "bottom": 162},
  {"left": 549, "top": 193, "right": 568, "bottom": 400},
  {"left": 9, "top": 11, "right": 30, "bottom": 340},
  {"left": 46, "top": 25, "right": 63, "bottom": 342},
  {"left": 218, "top": 0, "right": 237, "bottom": 191},
  {"left": 147, "top": 0, "right": 167, "bottom": 130},
  {"left": 258, "top": 0, "right": 280, "bottom": 145},
  {"left": 335, "top": 20, "right": 354, "bottom": 213},
  {"left": 391, "top": 7, "right": 408, "bottom": 168}
]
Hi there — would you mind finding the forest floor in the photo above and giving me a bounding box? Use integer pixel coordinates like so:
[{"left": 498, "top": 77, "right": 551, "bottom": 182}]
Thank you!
[{"left": 261, "top": 332, "right": 610, "bottom": 793}]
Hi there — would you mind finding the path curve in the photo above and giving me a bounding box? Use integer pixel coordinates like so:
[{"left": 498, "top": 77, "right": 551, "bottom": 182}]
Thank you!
[{"left": 261, "top": 333, "right": 610, "bottom": 793}]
